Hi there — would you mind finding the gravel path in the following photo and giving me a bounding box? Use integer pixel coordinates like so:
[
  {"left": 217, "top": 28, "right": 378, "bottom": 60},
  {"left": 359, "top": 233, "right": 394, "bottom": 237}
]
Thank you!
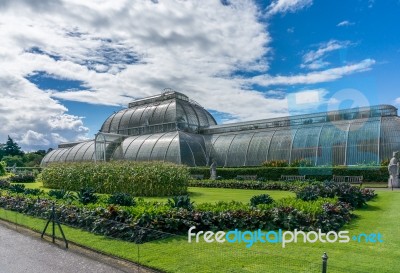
[{"left": 0, "top": 224, "right": 132, "bottom": 273}]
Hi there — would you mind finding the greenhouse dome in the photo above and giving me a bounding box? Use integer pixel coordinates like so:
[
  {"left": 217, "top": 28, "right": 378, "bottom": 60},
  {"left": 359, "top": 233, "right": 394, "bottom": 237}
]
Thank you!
[
  {"left": 42, "top": 90, "right": 400, "bottom": 167},
  {"left": 100, "top": 90, "right": 216, "bottom": 136}
]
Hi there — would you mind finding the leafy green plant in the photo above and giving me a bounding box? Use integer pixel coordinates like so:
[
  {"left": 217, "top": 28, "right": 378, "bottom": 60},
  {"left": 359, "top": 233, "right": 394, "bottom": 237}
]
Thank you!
[
  {"left": 167, "top": 195, "right": 194, "bottom": 210},
  {"left": 9, "top": 184, "right": 26, "bottom": 193},
  {"left": 108, "top": 193, "right": 136, "bottom": 206},
  {"left": 41, "top": 161, "right": 190, "bottom": 197},
  {"left": 77, "top": 187, "right": 98, "bottom": 205},
  {"left": 295, "top": 185, "right": 322, "bottom": 201},
  {"left": 48, "top": 189, "right": 76, "bottom": 200},
  {"left": 24, "top": 188, "right": 43, "bottom": 196},
  {"left": 295, "top": 181, "right": 376, "bottom": 208},
  {"left": 250, "top": 194, "right": 274, "bottom": 207}
]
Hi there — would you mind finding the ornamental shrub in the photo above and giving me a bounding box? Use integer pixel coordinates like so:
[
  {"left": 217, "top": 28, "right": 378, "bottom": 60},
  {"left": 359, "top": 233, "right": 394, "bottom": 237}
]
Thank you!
[
  {"left": 23, "top": 188, "right": 43, "bottom": 196},
  {"left": 167, "top": 195, "right": 194, "bottom": 210},
  {"left": 77, "top": 187, "right": 98, "bottom": 205},
  {"left": 9, "top": 173, "right": 35, "bottom": 183},
  {"left": 108, "top": 193, "right": 136, "bottom": 206},
  {"left": 41, "top": 161, "right": 190, "bottom": 197},
  {"left": 295, "top": 181, "right": 376, "bottom": 208},
  {"left": 250, "top": 194, "right": 274, "bottom": 207},
  {"left": 48, "top": 189, "right": 76, "bottom": 201},
  {"left": 9, "top": 184, "right": 25, "bottom": 193}
]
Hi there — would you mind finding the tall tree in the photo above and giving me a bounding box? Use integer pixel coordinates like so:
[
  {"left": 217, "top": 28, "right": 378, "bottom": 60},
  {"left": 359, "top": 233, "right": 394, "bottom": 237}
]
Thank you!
[{"left": 3, "top": 136, "right": 24, "bottom": 157}]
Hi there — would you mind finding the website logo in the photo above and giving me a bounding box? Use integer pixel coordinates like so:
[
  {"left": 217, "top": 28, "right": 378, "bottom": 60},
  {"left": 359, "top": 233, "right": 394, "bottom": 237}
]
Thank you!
[{"left": 188, "top": 227, "right": 383, "bottom": 248}]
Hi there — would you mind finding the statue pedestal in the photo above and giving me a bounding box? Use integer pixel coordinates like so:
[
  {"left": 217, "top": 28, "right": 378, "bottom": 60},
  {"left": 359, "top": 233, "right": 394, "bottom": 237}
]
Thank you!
[{"left": 388, "top": 176, "right": 399, "bottom": 188}]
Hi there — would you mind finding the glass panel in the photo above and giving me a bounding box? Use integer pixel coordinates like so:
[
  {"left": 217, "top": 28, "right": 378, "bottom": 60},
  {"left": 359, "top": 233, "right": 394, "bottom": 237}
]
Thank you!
[
  {"left": 347, "top": 119, "right": 380, "bottom": 165},
  {"left": 268, "top": 129, "right": 294, "bottom": 161},
  {"left": 109, "top": 110, "right": 128, "bottom": 133},
  {"left": 150, "top": 132, "right": 178, "bottom": 161},
  {"left": 317, "top": 123, "right": 348, "bottom": 166},
  {"left": 163, "top": 100, "right": 176, "bottom": 123},
  {"left": 123, "top": 135, "right": 153, "bottom": 160},
  {"left": 209, "top": 134, "right": 236, "bottom": 167},
  {"left": 100, "top": 113, "right": 115, "bottom": 133},
  {"left": 128, "top": 106, "right": 147, "bottom": 129},
  {"left": 180, "top": 138, "right": 195, "bottom": 166},
  {"left": 81, "top": 142, "right": 95, "bottom": 161},
  {"left": 246, "top": 131, "right": 274, "bottom": 166},
  {"left": 226, "top": 133, "right": 254, "bottom": 167},
  {"left": 117, "top": 109, "right": 135, "bottom": 135},
  {"left": 291, "top": 126, "right": 321, "bottom": 165},
  {"left": 136, "top": 134, "right": 164, "bottom": 161},
  {"left": 179, "top": 132, "right": 207, "bottom": 166},
  {"left": 164, "top": 134, "right": 180, "bottom": 164},
  {"left": 151, "top": 101, "right": 170, "bottom": 125}
]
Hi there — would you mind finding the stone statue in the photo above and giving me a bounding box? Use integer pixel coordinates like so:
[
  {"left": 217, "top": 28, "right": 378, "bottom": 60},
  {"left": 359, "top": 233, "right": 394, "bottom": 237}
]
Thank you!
[
  {"left": 388, "top": 151, "right": 399, "bottom": 188},
  {"left": 210, "top": 160, "right": 217, "bottom": 180}
]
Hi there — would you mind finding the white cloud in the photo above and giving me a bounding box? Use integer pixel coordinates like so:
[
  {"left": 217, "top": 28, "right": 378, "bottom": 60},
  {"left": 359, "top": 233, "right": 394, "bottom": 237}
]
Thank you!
[
  {"left": 394, "top": 98, "right": 400, "bottom": 105},
  {"left": 294, "top": 90, "right": 320, "bottom": 104},
  {"left": 250, "top": 59, "right": 375, "bottom": 86},
  {"left": 328, "top": 97, "right": 340, "bottom": 105},
  {"left": 0, "top": 73, "right": 89, "bottom": 150},
  {"left": 303, "top": 40, "right": 352, "bottom": 64},
  {"left": 300, "top": 60, "right": 330, "bottom": 70},
  {"left": 0, "top": 0, "right": 376, "bottom": 150},
  {"left": 337, "top": 20, "right": 354, "bottom": 27},
  {"left": 267, "top": 0, "right": 313, "bottom": 16}
]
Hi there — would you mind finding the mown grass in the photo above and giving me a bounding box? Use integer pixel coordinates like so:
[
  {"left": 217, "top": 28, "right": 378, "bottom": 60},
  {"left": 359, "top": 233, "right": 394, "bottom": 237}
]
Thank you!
[
  {"left": 12, "top": 181, "right": 294, "bottom": 203},
  {"left": 0, "top": 189, "right": 399, "bottom": 272}
]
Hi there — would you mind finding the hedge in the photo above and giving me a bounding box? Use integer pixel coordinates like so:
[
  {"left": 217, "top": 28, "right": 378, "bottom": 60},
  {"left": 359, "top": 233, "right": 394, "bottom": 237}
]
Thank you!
[
  {"left": 189, "top": 180, "right": 307, "bottom": 191},
  {"left": 189, "top": 166, "right": 389, "bottom": 182},
  {"left": 41, "top": 161, "right": 190, "bottom": 197}
]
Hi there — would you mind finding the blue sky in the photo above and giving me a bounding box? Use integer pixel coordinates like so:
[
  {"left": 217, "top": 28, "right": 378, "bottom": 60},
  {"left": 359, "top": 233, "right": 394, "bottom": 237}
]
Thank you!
[{"left": 0, "top": 0, "right": 399, "bottom": 150}]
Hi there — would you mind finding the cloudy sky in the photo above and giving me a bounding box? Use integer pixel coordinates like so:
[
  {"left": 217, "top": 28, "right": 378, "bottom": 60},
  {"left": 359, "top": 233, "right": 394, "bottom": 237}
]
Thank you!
[{"left": 0, "top": 0, "right": 399, "bottom": 151}]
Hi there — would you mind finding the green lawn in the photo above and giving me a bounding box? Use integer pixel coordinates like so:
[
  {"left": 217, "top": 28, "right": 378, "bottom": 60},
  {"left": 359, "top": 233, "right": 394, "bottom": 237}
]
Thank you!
[
  {"left": 13, "top": 181, "right": 294, "bottom": 203},
  {"left": 0, "top": 189, "right": 399, "bottom": 272},
  {"left": 146, "top": 187, "right": 294, "bottom": 203}
]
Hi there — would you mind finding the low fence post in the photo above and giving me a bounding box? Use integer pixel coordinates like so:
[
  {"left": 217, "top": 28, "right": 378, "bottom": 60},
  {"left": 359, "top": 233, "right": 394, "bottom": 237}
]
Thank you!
[{"left": 322, "top": 252, "right": 328, "bottom": 273}]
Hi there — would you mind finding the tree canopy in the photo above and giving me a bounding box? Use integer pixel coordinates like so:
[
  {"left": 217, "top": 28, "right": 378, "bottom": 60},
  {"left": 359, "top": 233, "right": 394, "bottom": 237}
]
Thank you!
[
  {"left": 0, "top": 136, "right": 48, "bottom": 167},
  {"left": 2, "top": 136, "right": 24, "bottom": 157}
]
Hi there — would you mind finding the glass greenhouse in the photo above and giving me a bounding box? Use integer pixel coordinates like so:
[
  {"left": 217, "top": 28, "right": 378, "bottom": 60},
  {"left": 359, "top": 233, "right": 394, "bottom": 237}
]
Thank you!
[{"left": 41, "top": 90, "right": 400, "bottom": 167}]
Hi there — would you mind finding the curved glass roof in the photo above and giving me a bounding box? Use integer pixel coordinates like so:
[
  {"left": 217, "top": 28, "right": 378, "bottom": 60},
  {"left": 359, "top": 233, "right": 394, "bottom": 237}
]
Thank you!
[
  {"left": 100, "top": 91, "right": 216, "bottom": 136},
  {"left": 41, "top": 141, "right": 95, "bottom": 166},
  {"left": 111, "top": 131, "right": 207, "bottom": 166},
  {"left": 209, "top": 116, "right": 400, "bottom": 167}
]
